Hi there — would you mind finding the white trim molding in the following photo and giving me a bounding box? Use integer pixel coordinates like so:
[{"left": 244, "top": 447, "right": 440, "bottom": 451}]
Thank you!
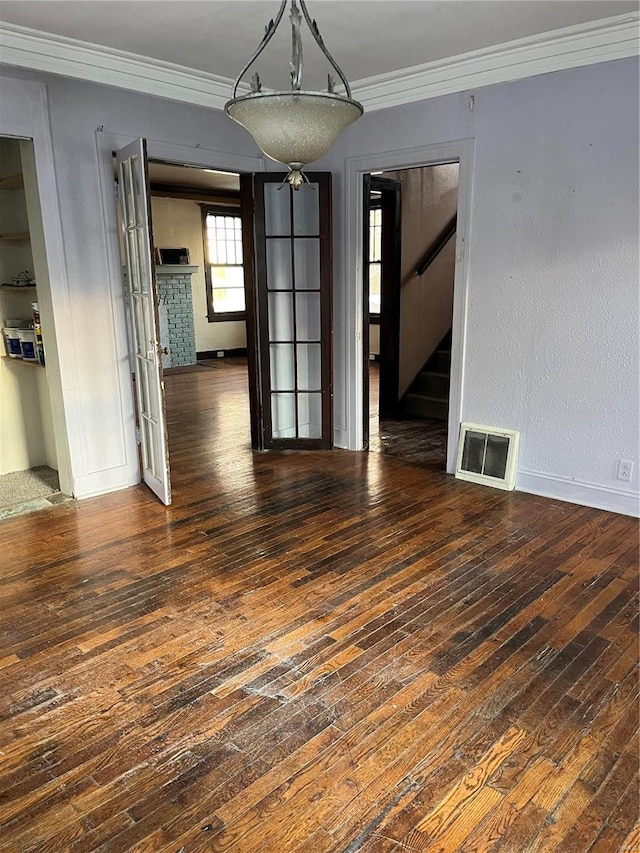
[
  {"left": 517, "top": 469, "right": 640, "bottom": 518},
  {"left": 354, "top": 13, "right": 640, "bottom": 111},
  {"left": 1, "top": 13, "right": 638, "bottom": 113},
  {"left": 95, "top": 129, "right": 265, "bottom": 496},
  {"left": 73, "top": 468, "right": 137, "bottom": 501},
  {"left": 342, "top": 139, "right": 475, "bottom": 472},
  {"left": 0, "top": 22, "right": 244, "bottom": 109},
  {"left": 0, "top": 75, "right": 78, "bottom": 498}
]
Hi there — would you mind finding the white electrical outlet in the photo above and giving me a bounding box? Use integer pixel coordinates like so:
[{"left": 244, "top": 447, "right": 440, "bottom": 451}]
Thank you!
[{"left": 617, "top": 459, "right": 634, "bottom": 482}]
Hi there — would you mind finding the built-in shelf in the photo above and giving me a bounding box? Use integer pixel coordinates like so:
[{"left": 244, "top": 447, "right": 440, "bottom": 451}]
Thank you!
[
  {"left": 1, "top": 356, "right": 43, "bottom": 368},
  {"left": 0, "top": 285, "right": 37, "bottom": 292},
  {"left": 0, "top": 232, "right": 30, "bottom": 245},
  {"left": 0, "top": 173, "right": 24, "bottom": 191}
]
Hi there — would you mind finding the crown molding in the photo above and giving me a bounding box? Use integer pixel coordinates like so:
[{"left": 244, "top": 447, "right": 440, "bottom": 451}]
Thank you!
[
  {"left": 353, "top": 13, "right": 640, "bottom": 111},
  {"left": 0, "top": 22, "right": 237, "bottom": 109},
  {"left": 0, "top": 13, "right": 638, "bottom": 114}
]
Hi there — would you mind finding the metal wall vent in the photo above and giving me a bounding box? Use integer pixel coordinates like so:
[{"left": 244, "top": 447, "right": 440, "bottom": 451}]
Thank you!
[{"left": 455, "top": 423, "right": 520, "bottom": 491}]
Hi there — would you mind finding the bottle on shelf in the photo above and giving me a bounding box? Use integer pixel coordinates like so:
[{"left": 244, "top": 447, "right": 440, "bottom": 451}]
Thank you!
[
  {"left": 32, "top": 301, "right": 45, "bottom": 365},
  {"left": 2, "top": 326, "right": 23, "bottom": 358}
]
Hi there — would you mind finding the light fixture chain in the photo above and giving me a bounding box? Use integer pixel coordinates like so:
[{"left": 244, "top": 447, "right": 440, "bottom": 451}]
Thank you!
[
  {"left": 290, "top": 0, "right": 303, "bottom": 90},
  {"left": 298, "top": 1, "right": 353, "bottom": 98},
  {"left": 231, "top": 0, "right": 288, "bottom": 98}
]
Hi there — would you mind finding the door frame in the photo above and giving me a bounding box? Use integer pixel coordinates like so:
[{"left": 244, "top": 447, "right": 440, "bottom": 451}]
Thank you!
[
  {"left": 96, "top": 130, "right": 264, "bottom": 486},
  {"left": 0, "top": 77, "right": 76, "bottom": 496},
  {"left": 362, "top": 175, "right": 402, "bottom": 442},
  {"left": 344, "top": 139, "right": 475, "bottom": 472}
]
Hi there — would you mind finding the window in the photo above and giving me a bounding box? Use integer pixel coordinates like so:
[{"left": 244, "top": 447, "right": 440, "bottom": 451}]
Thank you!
[
  {"left": 203, "top": 207, "right": 245, "bottom": 320},
  {"left": 369, "top": 205, "right": 382, "bottom": 317}
]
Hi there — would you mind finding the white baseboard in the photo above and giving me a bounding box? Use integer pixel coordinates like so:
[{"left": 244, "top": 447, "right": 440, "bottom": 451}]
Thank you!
[
  {"left": 73, "top": 466, "right": 138, "bottom": 500},
  {"left": 333, "top": 428, "right": 348, "bottom": 450},
  {"left": 517, "top": 469, "right": 640, "bottom": 517}
]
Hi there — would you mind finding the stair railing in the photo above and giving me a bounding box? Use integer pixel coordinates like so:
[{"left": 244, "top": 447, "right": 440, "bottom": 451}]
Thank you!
[{"left": 415, "top": 214, "right": 457, "bottom": 277}]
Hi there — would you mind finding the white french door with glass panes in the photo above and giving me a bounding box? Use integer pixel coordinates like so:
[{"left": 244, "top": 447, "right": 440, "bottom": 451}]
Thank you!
[{"left": 116, "top": 138, "right": 171, "bottom": 505}]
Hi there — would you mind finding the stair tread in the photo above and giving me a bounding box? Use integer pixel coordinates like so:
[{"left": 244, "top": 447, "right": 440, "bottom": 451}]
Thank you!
[
  {"left": 403, "top": 390, "right": 449, "bottom": 422},
  {"left": 420, "top": 370, "right": 449, "bottom": 379},
  {"left": 406, "top": 392, "right": 448, "bottom": 403}
]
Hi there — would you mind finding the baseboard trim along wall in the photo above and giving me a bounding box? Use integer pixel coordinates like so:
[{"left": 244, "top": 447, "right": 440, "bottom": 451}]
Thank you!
[
  {"left": 197, "top": 348, "right": 248, "bottom": 360},
  {"left": 333, "top": 428, "right": 348, "bottom": 450},
  {"left": 517, "top": 469, "right": 640, "bottom": 518},
  {"left": 72, "top": 467, "right": 138, "bottom": 500}
]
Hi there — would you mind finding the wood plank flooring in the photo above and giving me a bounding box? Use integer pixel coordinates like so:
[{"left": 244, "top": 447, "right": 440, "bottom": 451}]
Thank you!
[
  {"left": 0, "top": 358, "right": 638, "bottom": 853},
  {"left": 368, "top": 362, "right": 448, "bottom": 470}
]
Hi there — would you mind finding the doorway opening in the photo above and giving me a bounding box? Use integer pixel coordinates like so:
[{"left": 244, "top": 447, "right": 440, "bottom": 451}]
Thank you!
[
  {"left": 114, "top": 155, "right": 254, "bottom": 500},
  {"left": 147, "top": 160, "right": 248, "bottom": 370},
  {"left": 115, "top": 147, "right": 335, "bottom": 506},
  {"left": 0, "top": 137, "right": 73, "bottom": 519},
  {"left": 150, "top": 161, "right": 255, "bottom": 495},
  {"left": 363, "top": 162, "right": 460, "bottom": 471}
]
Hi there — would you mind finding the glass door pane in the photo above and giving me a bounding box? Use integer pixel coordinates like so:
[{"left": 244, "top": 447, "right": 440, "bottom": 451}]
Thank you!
[
  {"left": 116, "top": 138, "right": 171, "bottom": 504},
  {"left": 253, "top": 174, "right": 332, "bottom": 449}
]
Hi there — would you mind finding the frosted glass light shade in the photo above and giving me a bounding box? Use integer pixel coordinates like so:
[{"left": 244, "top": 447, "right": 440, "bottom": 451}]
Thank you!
[{"left": 225, "top": 91, "right": 363, "bottom": 170}]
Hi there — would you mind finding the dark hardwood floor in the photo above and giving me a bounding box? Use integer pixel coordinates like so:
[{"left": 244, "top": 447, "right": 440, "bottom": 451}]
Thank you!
[
  {"left": 368, "top": 363, "right": 448, "bottom": 471},
  {"left": 0, "top": 358, "right": 638, "bottom": 852}
]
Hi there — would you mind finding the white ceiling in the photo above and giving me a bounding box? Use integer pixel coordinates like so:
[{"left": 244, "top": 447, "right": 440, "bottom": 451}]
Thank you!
[
  {"left": 0, "top": 1, "right": 638, "bottom": 92},
  {"left": 148, "top": 161, "right": 240, "bottom": 192}
]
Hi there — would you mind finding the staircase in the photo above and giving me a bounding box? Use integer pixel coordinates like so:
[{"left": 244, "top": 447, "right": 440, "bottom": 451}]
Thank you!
[{"left": 401, "top": 331, "right": 451, "bottom": 421}]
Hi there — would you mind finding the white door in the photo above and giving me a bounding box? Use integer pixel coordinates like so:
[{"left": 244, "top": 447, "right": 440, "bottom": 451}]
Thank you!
[{"left": 116, "top": 138, "right": 171, "bottom": 505}]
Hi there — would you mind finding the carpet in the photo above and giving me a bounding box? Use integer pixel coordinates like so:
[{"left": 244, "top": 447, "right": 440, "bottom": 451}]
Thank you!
[{"left": 0, "top": 466, "right": 60, "bottom": 509}]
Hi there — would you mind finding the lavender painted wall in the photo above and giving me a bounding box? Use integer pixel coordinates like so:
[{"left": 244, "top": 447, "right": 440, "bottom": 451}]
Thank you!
[
  {"left": 330, "top": 57, "right": 639, "bottom": 514},
  {"left": 0, "top": 55, "right": 637, "bottom": 513},
  {"left": 0, "top": 65, "right": 263, "bottom": 497}
]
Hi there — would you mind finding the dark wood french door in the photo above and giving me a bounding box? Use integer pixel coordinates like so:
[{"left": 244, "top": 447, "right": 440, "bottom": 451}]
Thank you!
[{"left": 243, "top": 173, "right": 333, "bottom": 450}]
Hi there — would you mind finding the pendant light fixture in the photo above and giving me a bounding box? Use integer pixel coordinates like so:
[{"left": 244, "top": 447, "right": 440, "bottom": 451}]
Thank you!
[{"left": 225, "top": 0, "right": 363, "bottom": 189}]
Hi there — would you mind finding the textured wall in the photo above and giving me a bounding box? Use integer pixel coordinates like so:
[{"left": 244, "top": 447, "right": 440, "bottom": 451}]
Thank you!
[
  {"left": 336, "top": 56, "right": 639, "bottom": 511},
  {"left": 150, "top": 197, "right": 246, "bottom": 354},
  {"left": 1, "top": 57, "right": 637, "bottom": 512},
  {"left": 466, "top": 61, "right": 639, "bottom": 501},
  {"left": 0, "top": 65, "right": 262, "bottom": 497},
  {"left": 384, "top": 164, "right": 459, "bottom": 396}
]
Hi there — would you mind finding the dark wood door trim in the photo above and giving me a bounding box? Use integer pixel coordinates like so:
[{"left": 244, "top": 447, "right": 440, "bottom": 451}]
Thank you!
[
  {"left": 240, "top": 173, "right": 263, "bottom": 449},
  {"left": 363, "top": 175, "right": 402, "bottom": 437},
  {"left": 362, "top": 174, "right": 372, "bottom": 450},
  {"left": 376, "top": 177, "right": 402, "bottom": 418}
]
